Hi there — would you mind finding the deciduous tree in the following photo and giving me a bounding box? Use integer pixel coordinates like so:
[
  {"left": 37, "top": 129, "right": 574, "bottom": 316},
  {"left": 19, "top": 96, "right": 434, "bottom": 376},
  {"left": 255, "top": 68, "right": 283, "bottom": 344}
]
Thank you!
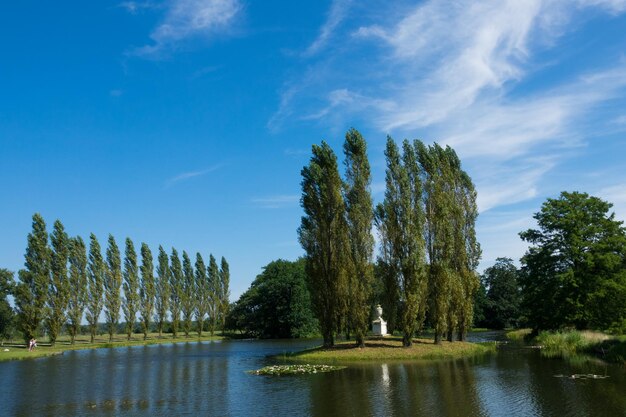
[
  {"left": 139, "top": 243, "right": 155, "bottom": 340},
  {"left": 46, "top": 219, "right": 70, "bottom": 346},
  {"left": 155, "top": 245, "right": 170, "bottom": 337},
  {"left": 122, "top": 238, "right": 139, "bottom": 340},
  {"left": 86, "top": 233, "right": 105, "bottom": 342},
  {"left": 67, "top": 236, "right": 88, "bottom": 344},
  {"left": 104, "top": 235, "right": 122, "bottom": 342}
]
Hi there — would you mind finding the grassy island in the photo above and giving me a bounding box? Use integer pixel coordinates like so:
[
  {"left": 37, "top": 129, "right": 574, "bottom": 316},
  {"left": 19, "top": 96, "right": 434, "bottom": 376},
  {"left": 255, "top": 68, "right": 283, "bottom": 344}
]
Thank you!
[
  {"left": 0, "top": 333, "right": 223, "bottom": 362},
  {"left": 282, "top": 337, "right": 495, "bottom": 362}
]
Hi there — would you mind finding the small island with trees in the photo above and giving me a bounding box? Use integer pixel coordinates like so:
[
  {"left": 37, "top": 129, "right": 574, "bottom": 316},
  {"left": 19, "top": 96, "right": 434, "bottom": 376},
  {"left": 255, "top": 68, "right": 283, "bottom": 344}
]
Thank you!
[{"left": 1, "top": 129, "right": 625, "bottom": 365}]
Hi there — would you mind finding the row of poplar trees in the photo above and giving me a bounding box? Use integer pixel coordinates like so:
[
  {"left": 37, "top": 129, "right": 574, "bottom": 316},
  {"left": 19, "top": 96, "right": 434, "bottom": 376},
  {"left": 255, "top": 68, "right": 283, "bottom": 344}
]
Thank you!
[
  {"left": 299, "top": 129, "right": 480, "bottom": 348},
  {"left": 13, "top": 213, "right": 230, "bottom": 345}
]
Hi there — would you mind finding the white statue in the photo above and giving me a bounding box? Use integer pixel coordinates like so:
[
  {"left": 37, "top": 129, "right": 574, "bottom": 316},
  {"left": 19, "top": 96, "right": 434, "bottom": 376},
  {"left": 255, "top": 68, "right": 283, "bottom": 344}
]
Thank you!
[{"left": 372, "top": 304, "right": 388, "bottom": 336}]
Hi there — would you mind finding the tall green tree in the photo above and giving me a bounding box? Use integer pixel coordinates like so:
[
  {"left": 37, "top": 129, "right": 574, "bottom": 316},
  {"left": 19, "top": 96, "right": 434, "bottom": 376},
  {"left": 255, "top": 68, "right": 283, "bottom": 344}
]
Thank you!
[
  {"left": 343, "top": 128, "right": 374, "bottom": 347},
  {"left": 67, "top": 236, "right": 88, "bottom": 344},
  {"left": 519, "top": 192, "right": 626, "bottom": 331},
  {"left": 46, "top": 219, "right": 70, "bottom": 346},
  {"left": 139, "top": 243, "right": 155, "bottom": 340},
  {"left": 181, "top": 251, "right": 195, "bottom": 337},
  {"left": 86, "top": 233, "right": 105, "bottom": 342},
  {"left": 14, "top": 213, "right": 50, "bottom": 341},
  {"left": 219, "top": 256, "right": 230, "bottom": 331},
  {"left": 376, "top": 138, "right": 427, "bottom": 346},
  {"left": 0, "top": 269, "right": 16, "bottom": 344},
  {"left": 298, "top": 141, "right": 350, "bottom": 347},
  {"left": 155, "top": 245, "right": 171, "bottom": 337},
  {"left": 208, "top": 254, "right": 220, "bottom": 335},
  {"left": 122, "top": 238, "right": 139, "bottom": 340},
  {"left": 194, "top": 253, "right": 209, "bottom": 336},
  {"left": 482, "top": 257, "right": 520, "bottom": 330},
  {"left": 104, "top": 234, "right": 122, "bottom": 342},
  {"left": 169, "top": 249, "right": 183, "bottom": 338}
]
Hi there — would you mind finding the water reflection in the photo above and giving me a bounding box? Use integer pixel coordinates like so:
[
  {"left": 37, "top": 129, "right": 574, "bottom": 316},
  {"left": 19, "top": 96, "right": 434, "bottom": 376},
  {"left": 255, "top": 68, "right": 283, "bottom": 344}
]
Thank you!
[{"left": 1, "top": 336, "right": 624, "bottom": 416}]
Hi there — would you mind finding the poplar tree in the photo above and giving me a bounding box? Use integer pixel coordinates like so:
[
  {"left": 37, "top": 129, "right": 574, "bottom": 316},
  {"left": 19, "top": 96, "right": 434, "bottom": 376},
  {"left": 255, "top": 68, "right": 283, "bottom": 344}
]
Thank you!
[
  {"left": 86, "top": 233, "right": 105, "bottom": 342},
  {"left": 122, "top": 238, "right": 139, "bottom": 340},
  {"left": 376, "top": 139, "right": 427, "bottom": 347},
  {"left": 104, "top": 235, "right": 122, "bottom": 342},
  {"left": 219, "top": 257, "right": 230, "bottom": 331},
  {"left": 169, "top": 249, "right": 183, "bottom": 338},
  {"left": 155, "top": 245, "right": 170, "bottom": 337},
  {"left": 194, "top": 253, "right": 208, "bottom": 336},
  {"left": 298, "top": 141, "right": 350, "bottom": 347},
  {"left": 46, "top": 219, "right": 70, "bottom": 346},
  {"left": 343, "top": 129, "right": 374, "bottom": 347},
  {"left": 181, "top": 251, "right": 195, "bottom": 337},
  {"left": 139, "top": 243, "right": 155, "bottom": 340},
  {"left": 67, "top": 236, "right": 88, "bottom": 344},
  {"left": 14, "top": 213, "right": 50, "bottom": 341},
  {"left": 208, "top": 254, "right": 220, "bottom": 335}
]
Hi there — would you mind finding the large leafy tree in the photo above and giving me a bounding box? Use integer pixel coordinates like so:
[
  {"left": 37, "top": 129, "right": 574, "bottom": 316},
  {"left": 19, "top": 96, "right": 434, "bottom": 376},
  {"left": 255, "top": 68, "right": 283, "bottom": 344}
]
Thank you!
[
  {"left": 0, "top": 269, "right": 16, "bottom": 344},
  {"left": 46, "top": 219, "right": 70, "bottom": 346},
  {"left": 67, "top": 236, "right": 88, "bottom": 344},
  {"left": 155, "top": 245, "right": 171, "bottom": 337},
  {"left": 104, "top": 234, "right": 122, "bottom": 342},
  {"left": 520, "top": 192, "right": 626, "bottom": 331},
  {"left": 14, "top": 213, "right": 50, "bottom": 341},
  {"left": 194, "top": 253, "right": 209, "bottom": 336},
  {"left": 226, "top": 259, "right": 317, "bottom": 338},
  {"left": 482, "top": 258, "right": 521, "bottom": 330},
  {"left": 122, "top": 238, "right": 139, "bottom": 340},
  {"left": 169, "top": 249, "right": 183, "bottom": 338},
  {"left": 139, "top": 243, "right": 155, "bottom": 340},
  {"left": 86, "top": 233, "right": 105, "bottom": 342},
  {"left": 219, "top": 256, "right": 230, "bottom": 331},
  {"left": 343, "top": 129, "right": 374, "bottom": 347},
  {"left": 298, "top": 141, "right": 350, "bottom": 347},
  {"left": 181, "top": 251, "right": 195, "bottom": 337}
]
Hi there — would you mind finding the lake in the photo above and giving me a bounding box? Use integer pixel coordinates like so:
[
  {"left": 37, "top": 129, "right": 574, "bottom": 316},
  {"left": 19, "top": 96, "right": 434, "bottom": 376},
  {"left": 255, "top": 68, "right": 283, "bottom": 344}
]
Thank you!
[{"left": 1, "top": 332, "right": 624, "bottom": 416}]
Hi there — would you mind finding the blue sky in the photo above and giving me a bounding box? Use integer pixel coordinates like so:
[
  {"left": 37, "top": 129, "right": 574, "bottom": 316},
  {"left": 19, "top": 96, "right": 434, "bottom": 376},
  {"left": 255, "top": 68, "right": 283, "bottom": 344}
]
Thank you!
[{"left": 1, "top": 0, "right": 626, "bottom": 300}]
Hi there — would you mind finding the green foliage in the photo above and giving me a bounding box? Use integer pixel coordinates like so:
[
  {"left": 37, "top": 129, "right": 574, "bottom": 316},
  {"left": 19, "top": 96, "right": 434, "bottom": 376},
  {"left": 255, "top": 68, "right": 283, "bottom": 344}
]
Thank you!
[
  {"left": 122, "top": 238, "right": 139, "bottom": 340},
  {"left": 299, "top": 141, "right": 350, "bottom": 347},
  {"left": 14, "top": 213, "right": 50, "bottom": 341},
  {"left": 343, "top": 128, "right": 375, "bottom": 347},
  {"left": 0, "top": 269, "right": 16, "bottom": 343},
  {"left": 536, "top": 330, "right": 592, "bottom": 358},
  {"left": 154, "top": 246, "right": 171, "bottom": 337},
  {"left": 139, "top": 243, "right": 155, "bottom": 340},
  {"left": 104, "top": 235, "right": 122, "bottom": 342},
  {"left": 482, "top": 258, "right": 521, "bottom": 329},
  {"left": 226, "top": 259, "right": 318, "bottom": 338},
  {"left": 86, "top": 233, "right": 105, "bottom": 342},
  {"left": 169, "top": 248, "right": 183, "bottom": 337},
  {"left": 181, "top": 251, "right": 195, "bottom": 336},
  {"left": 46, "top": 219, "right": 70, "bottom": 345},
  {"left": 519, "top": 191, "right": 626, "bottom": 331},
  {"left": 67, "top": 236, "right": 87, "bottom": 344}
]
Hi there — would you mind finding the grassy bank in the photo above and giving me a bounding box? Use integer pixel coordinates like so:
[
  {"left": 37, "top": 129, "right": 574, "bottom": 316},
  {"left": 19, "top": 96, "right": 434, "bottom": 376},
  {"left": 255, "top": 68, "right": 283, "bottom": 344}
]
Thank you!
[
  {"left": 0, "top": 332, "right": 224, "bottom": 362},
  {"left": 282, "top": 337, "right": 495, "bottom": 362},
  {"left": 505, "top": 329, "right": 626, "bottom": 364}
]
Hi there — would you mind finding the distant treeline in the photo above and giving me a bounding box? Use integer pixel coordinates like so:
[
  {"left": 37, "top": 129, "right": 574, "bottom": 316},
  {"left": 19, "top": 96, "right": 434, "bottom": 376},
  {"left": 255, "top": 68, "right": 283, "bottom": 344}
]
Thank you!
[{"left": 2, "top": 214, "right": 230, "bottom": 344}]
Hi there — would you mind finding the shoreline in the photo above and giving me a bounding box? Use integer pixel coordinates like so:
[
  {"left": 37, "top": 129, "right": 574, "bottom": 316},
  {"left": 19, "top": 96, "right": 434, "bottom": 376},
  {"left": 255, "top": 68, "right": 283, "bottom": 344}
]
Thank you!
[
  {"left": 0, "top": 333, "right": 224, "bottom": 362},
  {"left": 279, "top": 337, "right": 496, "bottom": 362}
]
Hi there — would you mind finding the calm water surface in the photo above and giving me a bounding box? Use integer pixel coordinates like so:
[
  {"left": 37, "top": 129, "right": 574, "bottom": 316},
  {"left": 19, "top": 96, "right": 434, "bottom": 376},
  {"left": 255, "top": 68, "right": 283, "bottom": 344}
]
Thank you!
[{"left": 1, "top": 332, "right": 624, "bottom": 416}]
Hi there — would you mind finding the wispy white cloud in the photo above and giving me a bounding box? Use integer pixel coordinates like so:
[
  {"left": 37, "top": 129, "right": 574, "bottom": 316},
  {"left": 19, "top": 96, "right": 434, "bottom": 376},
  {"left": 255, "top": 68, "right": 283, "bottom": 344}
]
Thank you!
[
  {"left": 131, "top": 0, "right": 242, "bottom": 57},
  {"left": 165, "top": 164, "right": 223, "bottom": 188},
  {"left": 251, "top": 194, "right": 300, "bottom": 209},
  {"left": 302, "top": 0, "right": 353, "bottom": 57},
  {"left": 119, "top": 1, "right": 159, "bottom": 14}
]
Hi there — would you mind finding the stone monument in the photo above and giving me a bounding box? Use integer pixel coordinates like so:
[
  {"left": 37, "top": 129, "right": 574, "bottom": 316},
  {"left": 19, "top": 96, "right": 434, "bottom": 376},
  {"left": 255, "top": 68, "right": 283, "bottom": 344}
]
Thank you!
[{"left": 372, "top": 304, "right": 387, "bottom": 336}]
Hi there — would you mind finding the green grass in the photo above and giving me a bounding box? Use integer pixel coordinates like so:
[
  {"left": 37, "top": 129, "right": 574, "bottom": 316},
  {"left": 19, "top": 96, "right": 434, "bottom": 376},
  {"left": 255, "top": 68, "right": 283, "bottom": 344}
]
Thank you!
[
  {"left": 505, "top": 328, "right": 532, "bottom": 342},
  {"left": 281, "top": 337, "right": 496, "bottom": 362},
  {"left": 0, "top": 332, "right": 224, "bottom": 362}
]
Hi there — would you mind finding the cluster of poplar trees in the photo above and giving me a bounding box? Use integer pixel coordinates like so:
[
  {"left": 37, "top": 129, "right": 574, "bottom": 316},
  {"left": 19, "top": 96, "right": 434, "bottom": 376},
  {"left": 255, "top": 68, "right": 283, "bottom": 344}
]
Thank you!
[
  {"left": 12, "top": 213, "right": 230, "bottom": 344},
  {"left": 299, "top": 129, "right": 480, "bottom": 348}
]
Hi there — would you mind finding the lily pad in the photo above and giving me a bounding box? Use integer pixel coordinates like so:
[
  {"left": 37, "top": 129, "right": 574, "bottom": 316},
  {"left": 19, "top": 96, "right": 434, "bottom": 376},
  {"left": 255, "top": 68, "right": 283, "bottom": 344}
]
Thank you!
[{"left": 250, "top": 364, "right": 346, "bottom": 376}]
